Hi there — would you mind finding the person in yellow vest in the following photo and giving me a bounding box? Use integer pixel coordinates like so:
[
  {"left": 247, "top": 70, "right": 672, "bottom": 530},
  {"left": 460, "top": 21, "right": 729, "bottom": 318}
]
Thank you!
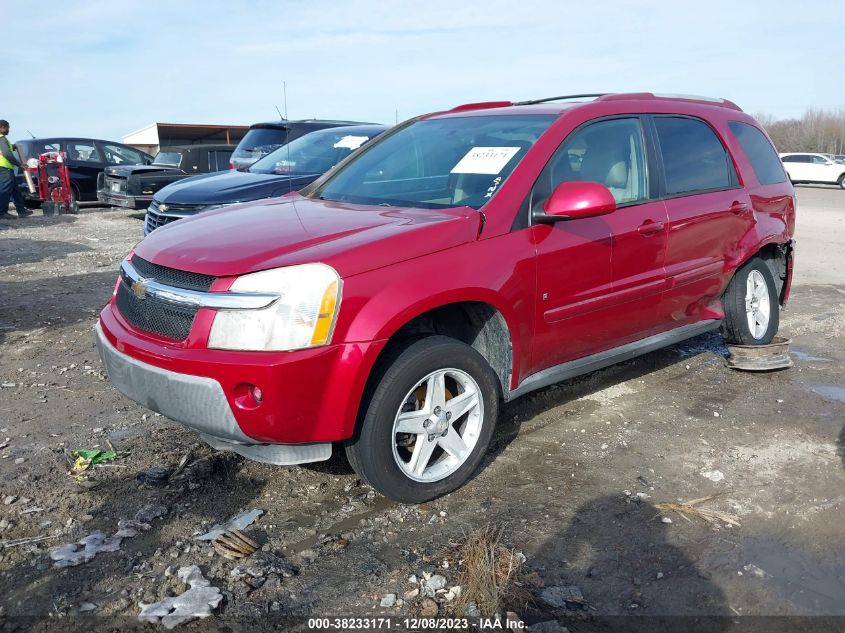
[{"left": 0, "top": 119, "right": 32, "bottom": 218}]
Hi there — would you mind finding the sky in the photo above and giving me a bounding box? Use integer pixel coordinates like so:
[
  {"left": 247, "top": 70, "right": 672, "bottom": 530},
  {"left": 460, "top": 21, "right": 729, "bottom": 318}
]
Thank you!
[{"left": 4, "top": 0, "right": 844, "bottom": 143}]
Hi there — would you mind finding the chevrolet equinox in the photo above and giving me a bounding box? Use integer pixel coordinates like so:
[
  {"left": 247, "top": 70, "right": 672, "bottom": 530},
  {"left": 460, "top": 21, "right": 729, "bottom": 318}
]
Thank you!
[{"left": 97, "top": 93, "right": 795, "bottom": 503}]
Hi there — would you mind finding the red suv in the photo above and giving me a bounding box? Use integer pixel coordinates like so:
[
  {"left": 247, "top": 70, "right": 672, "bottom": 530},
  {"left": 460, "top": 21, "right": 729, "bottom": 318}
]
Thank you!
[{"left": 97, "top": 93, "right": 795, "bottom": 503}]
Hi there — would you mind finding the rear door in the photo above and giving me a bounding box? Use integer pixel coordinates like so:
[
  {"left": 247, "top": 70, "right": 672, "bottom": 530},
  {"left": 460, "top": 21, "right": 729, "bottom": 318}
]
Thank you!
[{"left": 652, "top": 115, "right": 753, "bottom": 325}]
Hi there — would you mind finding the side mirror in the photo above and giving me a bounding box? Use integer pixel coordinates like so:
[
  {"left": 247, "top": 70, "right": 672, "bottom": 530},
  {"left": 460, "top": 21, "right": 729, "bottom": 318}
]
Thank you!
[{"left": 533, "top": 181, "right": 616, "bottom": 223}]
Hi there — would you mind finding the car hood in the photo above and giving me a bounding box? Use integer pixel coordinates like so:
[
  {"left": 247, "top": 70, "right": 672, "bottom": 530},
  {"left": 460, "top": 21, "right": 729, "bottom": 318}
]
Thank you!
[
  {"left": 135, "top": 194, "right": 481, "bottom": 278},
  {"left": 155, "top": 170, "right": 319, "bottom": 206},
  {"left": 106, "top": 165, "right": 180, "bottom": 177}
]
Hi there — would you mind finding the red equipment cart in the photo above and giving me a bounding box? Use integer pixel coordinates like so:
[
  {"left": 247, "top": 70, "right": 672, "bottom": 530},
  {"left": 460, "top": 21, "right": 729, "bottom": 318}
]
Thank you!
[{"left": 33, "top": 151, "right": 78, "bottom": 215}]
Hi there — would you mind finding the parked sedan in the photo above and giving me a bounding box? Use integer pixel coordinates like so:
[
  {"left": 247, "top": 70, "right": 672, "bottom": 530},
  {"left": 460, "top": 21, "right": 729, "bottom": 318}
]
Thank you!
[
  {"left": 97, "top": 144, "right": 235, "bottom": 209},
  {"left": 16, "top": 138, "right": 152, "bottom": 203},
  {"left": 779, "top": 152, "right": 845, "bottom": 188},
  {"left": 144, "top": 125, "right": 387, "bottom": 233},
  {"left": 229, "top": 119, "right": 378, "bottom": 171}
]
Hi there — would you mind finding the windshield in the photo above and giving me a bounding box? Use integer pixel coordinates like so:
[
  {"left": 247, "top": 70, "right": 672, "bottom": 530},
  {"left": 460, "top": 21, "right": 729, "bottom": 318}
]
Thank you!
[
  {"left": 311, "top": 115, "right": 556, "bottom": 210},
  {"left": 154, "top": 151, "right": 182, "bottom": 167},
  {"left": 232, "top": 127, "right": 288, "bottom": 159},
  {"left": 249, "top": 128, "right": 377, "bottom": 175}
]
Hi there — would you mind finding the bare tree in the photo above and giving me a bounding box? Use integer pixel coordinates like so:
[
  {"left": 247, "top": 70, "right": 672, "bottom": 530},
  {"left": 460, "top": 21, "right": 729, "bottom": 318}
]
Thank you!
[{"left": 755, "top": 108, "right": 845, "bottom": 154}]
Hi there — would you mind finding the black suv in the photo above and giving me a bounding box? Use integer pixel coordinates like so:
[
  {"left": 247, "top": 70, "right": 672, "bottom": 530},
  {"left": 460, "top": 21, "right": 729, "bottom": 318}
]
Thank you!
[
  {"left": 15, "top": 138, "right": 152, "bottom": 203},
  {"left": 230, "top": 120, "right": 375, "bottom": 171}
]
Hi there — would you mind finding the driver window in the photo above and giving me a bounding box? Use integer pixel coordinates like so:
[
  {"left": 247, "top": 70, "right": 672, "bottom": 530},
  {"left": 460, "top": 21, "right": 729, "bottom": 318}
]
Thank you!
[{"left": 530, "top": 118, "right": 647, "bottom": 213}]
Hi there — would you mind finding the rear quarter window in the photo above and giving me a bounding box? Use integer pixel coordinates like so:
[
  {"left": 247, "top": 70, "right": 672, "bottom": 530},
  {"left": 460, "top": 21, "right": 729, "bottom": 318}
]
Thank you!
[{"left": 729, "top": 122, "right": 787, "bottom": 185}]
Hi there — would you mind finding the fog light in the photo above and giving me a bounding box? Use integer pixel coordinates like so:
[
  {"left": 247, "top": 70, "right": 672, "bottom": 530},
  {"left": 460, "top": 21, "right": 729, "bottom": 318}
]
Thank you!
[{"left": 233, "top": 383, "right": 264, "bottom": 410}]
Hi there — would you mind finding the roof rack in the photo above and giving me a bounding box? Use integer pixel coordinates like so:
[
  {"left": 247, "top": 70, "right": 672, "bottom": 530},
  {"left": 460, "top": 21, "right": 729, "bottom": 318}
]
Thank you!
[
  {"left": 448, "top": 101, "right": 514, "bottom": 113},
  {"left": 599, "top": 92, "right": 742, "bottom": 111},
  {"left": 447, "top": 92, "right": 742, "bottom": 114},
  {"left": 512, "top": 93, "right": 608, "bottom": 106}
]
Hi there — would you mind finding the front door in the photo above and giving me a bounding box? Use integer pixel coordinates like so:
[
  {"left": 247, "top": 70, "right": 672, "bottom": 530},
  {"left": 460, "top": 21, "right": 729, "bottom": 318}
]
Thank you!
[{"left": 528, "top": 116, "right": 666, "bottom": 372}]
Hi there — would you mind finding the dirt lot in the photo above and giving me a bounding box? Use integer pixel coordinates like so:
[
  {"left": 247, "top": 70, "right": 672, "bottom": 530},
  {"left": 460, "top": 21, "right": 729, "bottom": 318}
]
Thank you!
[{"left": 0, "top": 188, "right": 843, "bottom": 630}]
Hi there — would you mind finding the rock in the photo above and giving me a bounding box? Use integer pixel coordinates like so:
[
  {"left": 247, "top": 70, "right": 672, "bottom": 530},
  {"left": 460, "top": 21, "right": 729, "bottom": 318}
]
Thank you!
[
  {"left": 13, "top": 458, "right": 24, "bottom": 465},
  {"left": 661, "top": 516, "right": 673, "bottom": 524},
  {"left": 700, "top": 470, "right": 725, "bottom": 482},
  {"left": 418, "top": 598, "right": 438, "bottom": 617},
  {"left": 529, "top": 621, "right": 569, "bottom": 633},
  {"left": 463, "top": 601, "right": 481, "bottom": 617},
  {"left": 403, "top": 588, "right": 419, "bottom": 601},
  {"left": 2, "top": 495, "right": 16, "bottom": 505},
  {"left": 136, "top": 466, "right": 171, "bottom": 487},
  {"left": 540, "top": 585, "right": 585, "bottom": 609},
  {"left": 380, "top": 594, "right": 397, "bottom": 608},
  {"left": 656, "top": 572, "right": 664, "bottom": 579},
  {"left": 422, "top": 574, "right": 447, "bottom": 596},
  {"left": 135, "top": 504, "right": 168, "bottom": 523},
  {"left": 444, "top": 586, "right": 461, "bottom": 601},
  {"left": 299, "top": 549, "right": 319, "bottom": 563},
  {"left": 78, "top": 602, "right": 97, "bottom": 613}
]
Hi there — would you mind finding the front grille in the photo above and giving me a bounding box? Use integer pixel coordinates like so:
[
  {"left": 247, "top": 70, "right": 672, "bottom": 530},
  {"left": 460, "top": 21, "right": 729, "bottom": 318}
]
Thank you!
[
  {"left": 144, "top": 201, "right": 205, "bottom": 234},
  {"left": 131, "top": 256, "right": 216, "bottom": 292},
  {"left": 115, "top": 276, "right": 197, "bottom": 341},
  {"left": 144, "top": 210, "right": 174, "bottom": 233}
]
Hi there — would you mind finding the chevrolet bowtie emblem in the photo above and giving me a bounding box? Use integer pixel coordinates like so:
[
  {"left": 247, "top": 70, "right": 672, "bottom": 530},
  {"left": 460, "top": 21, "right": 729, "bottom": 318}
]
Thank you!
[{"left": 131, "top": 279, "right": 148, "bottom": 299}]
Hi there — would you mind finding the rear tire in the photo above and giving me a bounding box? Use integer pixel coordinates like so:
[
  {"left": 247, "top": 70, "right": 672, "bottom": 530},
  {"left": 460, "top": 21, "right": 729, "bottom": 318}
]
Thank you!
[
  {"left": 721, "top": 256, "right": 779, "bottom": 345},
  {"left": 838, "top": 174, "right": 845, "bottom": 190},
  {"left": 345, "top": 336, "right": 499, "bottom": 503}
]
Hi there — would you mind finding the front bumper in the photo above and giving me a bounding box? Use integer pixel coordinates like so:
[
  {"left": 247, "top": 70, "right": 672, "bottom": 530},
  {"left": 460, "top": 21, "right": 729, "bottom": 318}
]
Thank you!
[
  {"left": 97, "top": 304, "right": 387, "bottom": 449},
  {"left": 97, "top": 190, "right": 151, "bottom": 209},
  {"left": 95, "top": 321, "right": 333, "bottom": 465}
]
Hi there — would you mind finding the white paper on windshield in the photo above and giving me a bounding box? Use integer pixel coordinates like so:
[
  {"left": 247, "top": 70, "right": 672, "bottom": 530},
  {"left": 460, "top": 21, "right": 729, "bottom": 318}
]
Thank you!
[
  {"left": 333, "top": 135, "right": 370, "bottom": 150},
  {"left": 450, "top": 147, "right": 521, "bottom": 175}
]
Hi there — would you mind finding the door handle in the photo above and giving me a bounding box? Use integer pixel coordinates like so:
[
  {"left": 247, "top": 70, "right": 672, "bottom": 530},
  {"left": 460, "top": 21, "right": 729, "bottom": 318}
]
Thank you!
[
  {"left": 730, "top": 201, "right": 749, "bottom": 214},
  {"left": 637, "top": 220, "right": 665, "bottom": 235}
]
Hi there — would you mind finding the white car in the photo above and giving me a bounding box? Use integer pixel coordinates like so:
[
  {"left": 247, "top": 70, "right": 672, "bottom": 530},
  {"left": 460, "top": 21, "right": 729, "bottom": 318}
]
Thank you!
[{"left": 779, "top": 152, "right": 845, "bottom": 188}]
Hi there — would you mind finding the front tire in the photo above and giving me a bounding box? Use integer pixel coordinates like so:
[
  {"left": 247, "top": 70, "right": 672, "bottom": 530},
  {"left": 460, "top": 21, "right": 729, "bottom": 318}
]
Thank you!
[
  {"left": 345, "top": 336, "right": 499, "bottom": 503},
  {"left": 721, "top": 256, "right": 779, "bottom": 345},
  {"left": 838, "top": 174, "right": 845, "bottom": 190}
]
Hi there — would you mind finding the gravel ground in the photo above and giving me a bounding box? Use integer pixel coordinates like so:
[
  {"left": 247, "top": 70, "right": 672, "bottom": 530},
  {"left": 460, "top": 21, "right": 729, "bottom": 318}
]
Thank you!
[{"left": 0, "top": 189, "right": 843, "bottom": 630}]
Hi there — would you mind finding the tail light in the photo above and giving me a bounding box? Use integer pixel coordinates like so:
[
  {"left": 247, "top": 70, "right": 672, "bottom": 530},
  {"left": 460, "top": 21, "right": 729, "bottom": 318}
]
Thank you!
[{"left": 229, "top": 161, "right": 235, "bottom": 170}]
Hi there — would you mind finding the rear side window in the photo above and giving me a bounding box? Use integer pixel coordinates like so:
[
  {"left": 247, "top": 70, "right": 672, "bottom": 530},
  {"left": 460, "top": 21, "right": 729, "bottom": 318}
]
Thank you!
[
  {"left": 728, "top": 122, "right": 786, "bottom": 185},
  {"left": 208, "top": 150, "right": 232, "bottom": 171},
  {"left": 654, "top": 117, "right": 734, "bottom": 195}
]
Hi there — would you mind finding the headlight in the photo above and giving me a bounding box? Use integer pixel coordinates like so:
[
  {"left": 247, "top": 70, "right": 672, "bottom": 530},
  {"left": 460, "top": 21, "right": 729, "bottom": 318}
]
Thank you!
[{"left": 208, "top": 263, "right": 341, "bottom": 351}]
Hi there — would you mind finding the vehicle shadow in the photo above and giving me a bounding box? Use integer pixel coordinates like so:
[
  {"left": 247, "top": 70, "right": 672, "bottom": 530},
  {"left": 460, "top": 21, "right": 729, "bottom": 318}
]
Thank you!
[
  {"left": 0, "top": 270, "right": 115, "bottom": 342},
  {"left": 528, "top": 494, "right": 732, "bottom": 630},
  {"left": 0, "top": 214, "right": 78, "bottom": 232},
  {"left": 484, "top": 330, "right": 727, "bottom": 464},
  {"left": 0, "top": 237, "right": 91, "bottom": 265}
]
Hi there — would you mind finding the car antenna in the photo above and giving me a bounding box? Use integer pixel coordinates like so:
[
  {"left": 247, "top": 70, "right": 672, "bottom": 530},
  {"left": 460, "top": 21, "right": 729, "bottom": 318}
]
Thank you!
[
  {"left": 26, "top": 130, "right": 35, "bottom": 139},
  {"left": 275, "top": 105, "right": 284, "bottom": 120},
  {"left": 283, "top": 81, "right": 289, "bottom": 120}
]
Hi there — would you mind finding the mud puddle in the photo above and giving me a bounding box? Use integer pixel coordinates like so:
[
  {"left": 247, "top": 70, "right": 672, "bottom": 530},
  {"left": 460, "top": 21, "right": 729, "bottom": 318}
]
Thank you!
[
  {"left": 742, "top": 537, "right": 845, "bottom": 614},
  {"left": 805, "top": 384, "right": 845, "bottom": 403},
  {"left": 281, "top": 496, "right": 397, "bottom": 555}
]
